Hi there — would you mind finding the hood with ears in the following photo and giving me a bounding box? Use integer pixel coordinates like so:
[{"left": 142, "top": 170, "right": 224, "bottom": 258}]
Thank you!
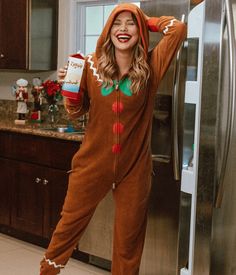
[{"left": 95, "top": 3, "right": 149, "bottom": 59}]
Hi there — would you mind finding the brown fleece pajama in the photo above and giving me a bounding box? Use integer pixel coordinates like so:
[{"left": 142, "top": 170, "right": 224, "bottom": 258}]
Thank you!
[{"left": 40, "top": 3, "right": 186, "bottom": 275}]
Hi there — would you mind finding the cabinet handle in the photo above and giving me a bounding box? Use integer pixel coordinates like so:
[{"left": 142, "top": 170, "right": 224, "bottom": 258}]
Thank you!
[
  {"left": 43, "top": 179, "right": 48, "bottom": 185},
  {"left": 35, "top": 177, "right": 41, "bottom": 183},
  {"left": 0, "top": 53, "right": 4, "bottom": 58}
]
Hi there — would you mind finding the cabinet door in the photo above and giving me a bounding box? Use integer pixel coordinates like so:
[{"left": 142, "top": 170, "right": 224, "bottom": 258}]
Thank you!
[
  {"left": 43, "top": 168, "right": 69, "bottom": 238},
  {"left": 0, "top": 158, "right": 12, "bottom": 226},
  {"left": 10, "top": 160, "right": 69, "bottom": 239},
  {"left": 11, "top": 160, "right": 44, "bottom": 236},
  {"left": 0, "top": 0, "right": 27, "bottom": 69},
  {"left": 0, "top": 0, "right": 58, "bottom": 70},
  {"left": 30, "top": 0, "right": 58, "bottom": 70}
]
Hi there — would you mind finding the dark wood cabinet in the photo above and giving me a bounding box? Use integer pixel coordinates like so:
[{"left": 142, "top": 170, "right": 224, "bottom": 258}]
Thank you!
[
  {"left": 10, "top": 160, "right": 69, "bottom": 238},
  {"left": 0, "top": 0, "right": 27, "bottom": 69},
  {"left": 0, "top": 0, "right": 58, "bottom": 70},
  {"left": 0, "top": 158, "right": 12, "bottom": 226},
  {"left": 11, "top": 160, "right": 44, "bottom": 236},
  {"left": 0, "top": 131, "right": 79, "bottom": 240}
]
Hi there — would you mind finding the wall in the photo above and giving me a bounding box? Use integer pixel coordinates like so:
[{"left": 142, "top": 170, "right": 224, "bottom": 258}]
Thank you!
[{"left": 0, "top": 0, "right": 75, "bottom": 100}]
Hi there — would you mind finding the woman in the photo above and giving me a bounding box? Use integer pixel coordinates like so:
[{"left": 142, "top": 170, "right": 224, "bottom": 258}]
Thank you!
[{"left": 40, "top": 3, "right": 186, "bottom": 275}]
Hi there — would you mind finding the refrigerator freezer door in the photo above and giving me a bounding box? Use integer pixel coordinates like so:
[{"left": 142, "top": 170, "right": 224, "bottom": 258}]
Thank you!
[
  {"left": 215, "top": 0, "right": 236, "bottom": 208},
  {"left": 210, "top": 0, "right": 236, "bottom": 274},
  {"left": 141, "top": 0, "right": 188, "bottom": 167}
]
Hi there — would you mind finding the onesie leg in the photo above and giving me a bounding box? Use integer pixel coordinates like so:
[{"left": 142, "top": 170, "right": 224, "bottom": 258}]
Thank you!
[
  {"left": 112, "top": 175, "right": 152, "bottom": 275},
  {"left": 40, "top": 171, "right": 111, "bottom": 275}
]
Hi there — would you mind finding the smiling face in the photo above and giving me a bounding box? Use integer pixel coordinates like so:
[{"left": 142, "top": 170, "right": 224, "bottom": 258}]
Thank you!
[{"left": 110, "top": 11, "right": 139, "bottom": 54}]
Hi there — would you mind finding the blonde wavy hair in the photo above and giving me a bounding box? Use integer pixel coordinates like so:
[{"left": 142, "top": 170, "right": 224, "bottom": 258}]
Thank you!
[{"left": 97, "top": 35, "right": 150, "bottom": 94}]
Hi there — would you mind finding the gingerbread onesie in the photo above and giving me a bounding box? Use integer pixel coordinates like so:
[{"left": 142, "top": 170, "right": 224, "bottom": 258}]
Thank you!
[{"left": 40, "top": 3, "right": 186, "bottom": 275}]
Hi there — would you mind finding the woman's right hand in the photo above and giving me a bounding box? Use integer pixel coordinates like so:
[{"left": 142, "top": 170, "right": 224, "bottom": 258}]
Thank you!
[{"left": 57, "top": 65, "right": 68, "bottom": 84}]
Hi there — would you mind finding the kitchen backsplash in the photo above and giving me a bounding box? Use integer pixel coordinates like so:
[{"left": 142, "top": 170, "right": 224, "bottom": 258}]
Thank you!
[{"left": 0, "top": 99, "right": 72, "bottom": 126}]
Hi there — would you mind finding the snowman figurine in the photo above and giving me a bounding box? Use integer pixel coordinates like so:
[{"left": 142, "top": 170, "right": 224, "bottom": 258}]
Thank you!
[{"left": 15, "top": 78, "right": 29, "bottom": 124}]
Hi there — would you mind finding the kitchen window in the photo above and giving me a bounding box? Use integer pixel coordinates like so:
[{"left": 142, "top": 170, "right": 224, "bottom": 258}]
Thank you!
[{"left": 75, "top": 1, "right": 140, "bottom": 55}]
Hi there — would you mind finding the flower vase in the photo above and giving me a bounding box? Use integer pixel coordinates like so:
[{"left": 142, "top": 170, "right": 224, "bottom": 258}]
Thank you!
[
  {"left": 42, "top": 80, "right": 62, "bottom": 125},
  {"left": 48, "top": 103, "right": 59, "bottom": 125}
]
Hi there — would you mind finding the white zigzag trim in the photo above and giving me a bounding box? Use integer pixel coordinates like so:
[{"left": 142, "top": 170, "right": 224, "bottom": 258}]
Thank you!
[
  {"left": 87, "top": 54, "right": 103, "bottom": 83},
  {"left": 44, "top": 256, "right": 65, "bottom": 269},
  {"left": 163, "top": 19, "right": 177, "bottom": 35}
]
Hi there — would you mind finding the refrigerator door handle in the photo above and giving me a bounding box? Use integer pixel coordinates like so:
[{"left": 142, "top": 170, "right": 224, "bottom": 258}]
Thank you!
[
  {"left": 215, "top": 0, "right": 236, "bottom": 208},
  {"left": 172, "top": 14, "right": 186, "bottom": 181}
]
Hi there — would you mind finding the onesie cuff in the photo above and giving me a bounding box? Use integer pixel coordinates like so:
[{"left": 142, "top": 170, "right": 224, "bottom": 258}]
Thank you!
[{"left": 147, "top": 17, "right": 160, "bottom": 32}]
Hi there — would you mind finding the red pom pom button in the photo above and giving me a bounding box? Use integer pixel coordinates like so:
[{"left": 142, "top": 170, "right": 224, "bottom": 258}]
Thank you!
[
  {"left": 112, "top": 144, "right": 122, "bottom": 154},
  {"left": 113, "top": 122, "right": 124, "bottom": 134},
  {"left": 112, "top": 102, "right": 124, "bottom": 113}
]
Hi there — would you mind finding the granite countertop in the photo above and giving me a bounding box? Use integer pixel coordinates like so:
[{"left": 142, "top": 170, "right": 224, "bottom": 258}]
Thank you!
[{"left": 0, "top": 120, "right": 84, "bottom": 142}]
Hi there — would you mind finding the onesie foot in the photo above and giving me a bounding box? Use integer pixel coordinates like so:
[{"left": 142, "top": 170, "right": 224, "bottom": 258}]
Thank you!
[{"left": 40, "top": 256, "right": 64, "bottom": 275}]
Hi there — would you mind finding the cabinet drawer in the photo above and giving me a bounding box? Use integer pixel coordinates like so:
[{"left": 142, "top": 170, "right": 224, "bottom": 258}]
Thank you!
[{"left": 0, "top": 131, "right": 80, "bottom": 170}]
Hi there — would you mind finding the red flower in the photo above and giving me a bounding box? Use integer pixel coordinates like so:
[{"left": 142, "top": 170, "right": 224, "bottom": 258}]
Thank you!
[
  {"left": 42, "top": 79, "right": 62, "bottom": 103},
  {"left": 43, "top": 80, "right": 61, "bottom": 96}
]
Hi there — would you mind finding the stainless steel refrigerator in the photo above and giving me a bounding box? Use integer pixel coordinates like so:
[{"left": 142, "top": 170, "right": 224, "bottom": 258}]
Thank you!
[
  {"left": 141, "top": 0, "right": 236, "bottom": 274},
  {"left": 178, "top": 0, "right": 236, "bottom": 274}
]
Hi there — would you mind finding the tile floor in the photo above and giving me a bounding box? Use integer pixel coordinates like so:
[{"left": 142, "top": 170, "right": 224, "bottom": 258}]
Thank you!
[{"left": 0, "top": 233, "right": 111, "bottom": 275}]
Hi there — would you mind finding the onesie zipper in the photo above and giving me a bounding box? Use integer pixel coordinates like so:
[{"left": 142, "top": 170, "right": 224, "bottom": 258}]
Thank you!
[
  {"left": 117, "top": 82, "right": 121, "bottom": 178},
  {"left": 112, "top": 81, "right": 120, "bottom": 189}
]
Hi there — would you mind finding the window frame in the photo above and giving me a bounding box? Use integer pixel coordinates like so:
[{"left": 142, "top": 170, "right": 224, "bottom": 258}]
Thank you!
[
  {"left": 69, "top": 0, "right": 140, "bottom": 55},
  {"left": 76, "top": 1, "right": 117, "bottom": 55}
]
